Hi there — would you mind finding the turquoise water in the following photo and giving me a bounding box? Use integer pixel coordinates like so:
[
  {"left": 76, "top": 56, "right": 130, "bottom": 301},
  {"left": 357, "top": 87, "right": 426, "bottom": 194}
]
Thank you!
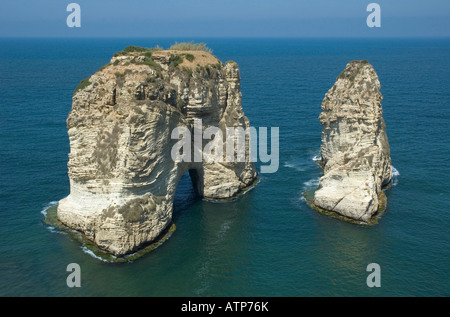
[{"left": 0, "top": 38, "right": 449, "bottom": 296}]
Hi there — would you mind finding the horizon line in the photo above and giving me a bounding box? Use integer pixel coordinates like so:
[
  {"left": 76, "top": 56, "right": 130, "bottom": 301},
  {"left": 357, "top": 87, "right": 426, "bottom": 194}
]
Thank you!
[{"left": 1, "top": 35, "right": 450, "bottom": 40}]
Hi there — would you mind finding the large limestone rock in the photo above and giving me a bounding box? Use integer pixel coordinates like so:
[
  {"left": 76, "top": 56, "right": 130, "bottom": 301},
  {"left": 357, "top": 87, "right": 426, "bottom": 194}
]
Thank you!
[
  {"left": 58, "top": 47, "right": 257, "bottom": 256},
  {"left": 314, "top": 60, "right": 392, "bottom": 223}
]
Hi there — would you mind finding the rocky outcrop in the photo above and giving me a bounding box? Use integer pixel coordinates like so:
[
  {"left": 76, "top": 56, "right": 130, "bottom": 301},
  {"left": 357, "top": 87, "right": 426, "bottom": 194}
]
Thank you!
[
  {"left": 314, "top": 60, "right": 392, "bottom": 223},
  {"left": 57, "top": 47, "right": 257, "bottom": 256}
]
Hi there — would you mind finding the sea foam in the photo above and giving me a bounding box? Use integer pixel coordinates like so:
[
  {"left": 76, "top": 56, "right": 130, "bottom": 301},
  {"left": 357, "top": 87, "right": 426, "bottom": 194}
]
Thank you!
[
  {"left": 284, "top": 153, "right": 321, "bottom": 172},
  {"left": 392, "top": 166, "right": 400, "bottom": 186},
  {"left": 81, "top": 246, "right": 110, "bottom": 262},
  {"left": 40, "top": 201, "right": 58, "bottom": 217},
  {"left": 283, "top": 161, "right": 308, "bottom": 172},
  {"left": 312, "top": 154, "right": 321, "bottom": 162},
  {"left": 302, "top": 177, "right": 320, "bottom": 191}
]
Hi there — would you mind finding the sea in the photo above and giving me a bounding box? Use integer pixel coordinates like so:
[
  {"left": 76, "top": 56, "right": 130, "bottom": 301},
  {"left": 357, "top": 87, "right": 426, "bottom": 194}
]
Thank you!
[{"left": 0, "top": 38, "right": 449, "bottom": 296}]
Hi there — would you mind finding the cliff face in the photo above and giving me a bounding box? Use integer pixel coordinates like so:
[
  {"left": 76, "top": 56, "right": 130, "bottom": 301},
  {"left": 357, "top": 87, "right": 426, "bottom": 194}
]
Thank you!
[
  {"left": 314, "top": 60, "right": 392, "bottom": 222},
  {"left": 57, "top": 47, "right": 257, "bottom": 256}
]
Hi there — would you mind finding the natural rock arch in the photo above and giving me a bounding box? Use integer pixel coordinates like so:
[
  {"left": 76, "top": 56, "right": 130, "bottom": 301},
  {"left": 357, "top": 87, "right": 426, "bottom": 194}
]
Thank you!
[{"left": 57, "top": 47, "right": 257, "bottom": 256}]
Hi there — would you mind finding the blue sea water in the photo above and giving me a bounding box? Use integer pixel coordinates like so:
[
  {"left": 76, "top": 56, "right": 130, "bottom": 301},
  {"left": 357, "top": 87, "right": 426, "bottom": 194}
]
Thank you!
[{"left": 0, "top": 38, "right": 449, "bottom": 296}]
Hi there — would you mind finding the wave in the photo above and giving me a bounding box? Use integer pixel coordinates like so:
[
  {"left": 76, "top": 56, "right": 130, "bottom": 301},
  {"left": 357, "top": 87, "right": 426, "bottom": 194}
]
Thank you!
[
  {"left": 302, "top": 177, "right": 320, "bottom": 191},
  {"left": 392, "top": 166, "right": 400, "bottom": 186},
  {"left": 303, "top": 177, "right": 320, "bottom": 188},
  {"left": 40, "top": 201, "right": 58, "bottom": 217},
  {"left": 80, "top": 246, "right": 110, "bottom": 263},
  {"left": 392, "top": 166, "right": 400, "bottom": 176},
  {"left": 312, "top": 154, "right": 321, "bottom": 162},
  {"left": 298, "top": 177, "right": 320, "bottom": 206},
  {"left": 283, "top": 162, "right": 308, "bottom": 172},
  {"left": 46, "top": 225, "right": 67, "bottom": 235},
  {"left": 284, "top": 153, "right": 321, "bottom": 172}
]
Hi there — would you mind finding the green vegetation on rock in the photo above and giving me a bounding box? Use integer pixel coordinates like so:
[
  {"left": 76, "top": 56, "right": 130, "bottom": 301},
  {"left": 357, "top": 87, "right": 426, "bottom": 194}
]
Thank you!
[
  {"left": 129, "top": 56, "right": 161, "bottom": 70},
  {"left": 74, "top": 78, "right": 92, "bottom": 94},
  {"left": 112, "top": 45, "right": 162, "bottom": 70},
  {"left": 99, "top": 63, "right": 111, "bottom": 71},
  {"left": 169, "top": 41, "right": 213, "bottom": 53},
  {"left": 185, "top": 54, "right": 195, "bottom": 62},
  {"left": 169, "top": 54, "right": 183, "bottom": 68},
  {"left": 113, "top": 45, "right": 162, "bottom": 57}
]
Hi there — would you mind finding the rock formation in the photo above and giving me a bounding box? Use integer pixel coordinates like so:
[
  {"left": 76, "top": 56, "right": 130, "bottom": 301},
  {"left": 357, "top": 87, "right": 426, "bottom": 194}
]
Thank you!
[
  {"left": 57, "top": 46, "right": 257, "bottom": 256},
  {"left": 314, "top": 60, "right": 392, "bottom": 223}
]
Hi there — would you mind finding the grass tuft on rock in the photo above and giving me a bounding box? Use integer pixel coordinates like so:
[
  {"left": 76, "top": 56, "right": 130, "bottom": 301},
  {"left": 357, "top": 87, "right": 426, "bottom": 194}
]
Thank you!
[
  {"left": 169, "top": 54, "right": 183, "bottom": 68},
  {"left": 74, "top": 78, "right": 92, "bottom": 94},
  {"left": 185, "top": 54, "right": 195, "bottom": 62},
  {"left": 113, "top": 45, "right": 163, "bottom": 57},
  {"left": 169, "top": 41, "right": 213, "bottom": 54}
]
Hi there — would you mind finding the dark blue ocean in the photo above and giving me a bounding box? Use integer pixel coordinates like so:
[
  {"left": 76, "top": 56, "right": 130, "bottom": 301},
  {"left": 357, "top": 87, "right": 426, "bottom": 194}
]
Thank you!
[{"left": 0, "top": 38, "right": 449, "bottom": 296}]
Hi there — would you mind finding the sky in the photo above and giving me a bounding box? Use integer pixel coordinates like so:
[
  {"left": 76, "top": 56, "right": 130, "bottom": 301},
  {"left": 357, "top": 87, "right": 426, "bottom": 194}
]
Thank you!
[{"left": 0, "top": 0, "right": 449, "bottom": 38}]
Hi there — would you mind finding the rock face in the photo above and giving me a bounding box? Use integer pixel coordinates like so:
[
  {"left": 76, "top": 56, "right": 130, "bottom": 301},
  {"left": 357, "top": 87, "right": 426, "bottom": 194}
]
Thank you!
[
  {"left": 314, "top": 60, "right": 392, "bottom": 222},
  {"left": 57, "top": 47, "right": 257, "bottom": 256}
]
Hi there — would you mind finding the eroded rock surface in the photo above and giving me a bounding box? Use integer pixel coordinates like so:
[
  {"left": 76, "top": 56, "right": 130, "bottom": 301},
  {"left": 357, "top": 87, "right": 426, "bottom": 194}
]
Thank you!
[
  {"left": 58, "top": 47, "right": 257, "bottom": 256},
  {"left": 314, "top": 60, "right": 392, "bottom": 222}
]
